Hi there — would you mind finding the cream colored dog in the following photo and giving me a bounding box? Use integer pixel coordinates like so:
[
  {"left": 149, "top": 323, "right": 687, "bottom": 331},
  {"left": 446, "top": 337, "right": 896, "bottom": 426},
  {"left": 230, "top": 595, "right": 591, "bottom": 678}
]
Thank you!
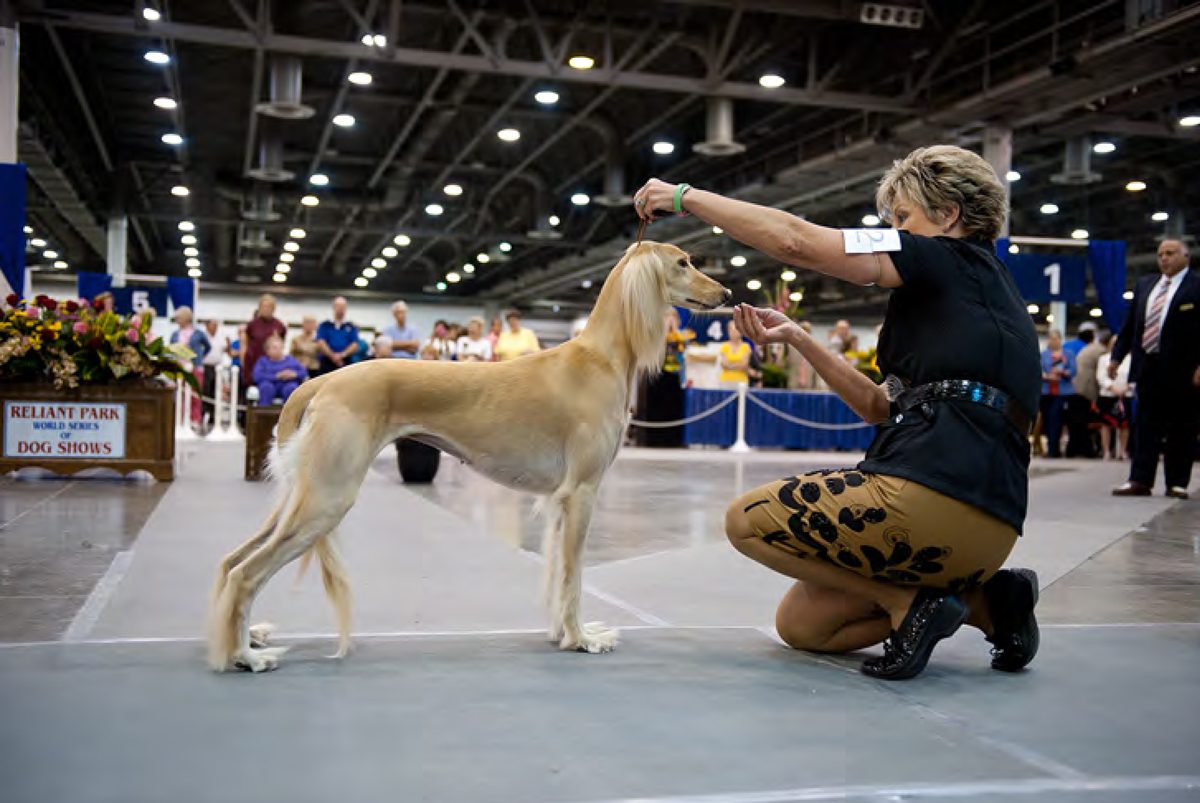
[{"left": 209, "top": 241, "right": 730, "bottom": 671}]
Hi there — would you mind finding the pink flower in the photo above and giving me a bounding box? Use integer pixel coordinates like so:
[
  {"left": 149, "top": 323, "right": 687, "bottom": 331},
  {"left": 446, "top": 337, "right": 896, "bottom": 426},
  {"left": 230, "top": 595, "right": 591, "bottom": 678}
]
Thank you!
[
  {"left": 125, "top": 328, "right": 140, "bottom": 343},
  {"left": 25, "top": 307, "right": 39, "bottom": 318},
  {"left": 74, "top": 321, "right": 89, "bottom": 335},
  {"left": 77, "top": 298, "right": 90, "bottom": 309},
  {"left": 130, "top": 315, "right": 143, "bottom": 329}
]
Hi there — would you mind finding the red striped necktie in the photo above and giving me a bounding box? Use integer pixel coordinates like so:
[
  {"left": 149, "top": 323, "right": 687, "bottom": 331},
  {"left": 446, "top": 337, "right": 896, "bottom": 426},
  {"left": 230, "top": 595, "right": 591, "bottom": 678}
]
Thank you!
[{"left": 1141, "top": 277, "right": 1171, "bottom": 354}]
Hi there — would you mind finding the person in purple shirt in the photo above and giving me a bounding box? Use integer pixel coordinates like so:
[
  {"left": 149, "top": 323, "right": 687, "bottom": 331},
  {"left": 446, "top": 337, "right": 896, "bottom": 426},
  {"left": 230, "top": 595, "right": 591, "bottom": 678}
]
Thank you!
[{"left": 252, "top": 335, "right": 308, "bottom": 406}]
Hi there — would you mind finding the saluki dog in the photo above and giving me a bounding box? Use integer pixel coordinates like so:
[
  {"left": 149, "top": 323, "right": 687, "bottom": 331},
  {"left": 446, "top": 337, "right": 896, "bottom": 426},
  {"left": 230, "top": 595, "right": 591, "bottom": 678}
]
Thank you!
[{"left": 209, "top": 241, "right": 731, "bottom": 671}]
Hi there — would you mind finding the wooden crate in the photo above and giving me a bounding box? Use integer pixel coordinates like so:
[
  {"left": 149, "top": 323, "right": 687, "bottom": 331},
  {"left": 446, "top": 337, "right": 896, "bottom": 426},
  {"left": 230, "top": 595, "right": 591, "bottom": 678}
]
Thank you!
[
  {"left": 244, "top": 405, "right": 281, "bottom": 481},
  {"left": 0, "top": 382, "right": 176, "bottom": 480}
]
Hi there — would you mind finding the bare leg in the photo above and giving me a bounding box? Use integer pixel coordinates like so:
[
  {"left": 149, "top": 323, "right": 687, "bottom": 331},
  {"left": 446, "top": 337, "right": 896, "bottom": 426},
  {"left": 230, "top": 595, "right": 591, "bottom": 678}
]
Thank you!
[
  {"left": 1099, "top": 426, "right": 1112, "bottom": 459},
  {"left": 1118, "top": 428, "right": 1130, "bottom": 460}
]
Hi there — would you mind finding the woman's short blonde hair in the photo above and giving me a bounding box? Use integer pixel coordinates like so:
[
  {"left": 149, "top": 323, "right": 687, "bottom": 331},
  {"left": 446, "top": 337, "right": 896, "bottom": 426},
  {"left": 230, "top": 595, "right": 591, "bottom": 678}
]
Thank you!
[{"left": 876, "top": 145, "right": 1008, "bottom": 242}]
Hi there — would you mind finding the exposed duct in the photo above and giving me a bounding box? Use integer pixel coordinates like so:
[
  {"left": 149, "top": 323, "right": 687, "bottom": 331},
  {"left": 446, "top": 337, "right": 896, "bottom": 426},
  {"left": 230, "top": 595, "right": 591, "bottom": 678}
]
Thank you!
[
  {"left": 241, "top": 186, "right": 281, "bottom": 220},
  {"left": 18, "top": 124, "right": 107, "bottom": 256},
  {"left": 245, "top": 136, "right": 295, "bottom": 182},
  {"left": 592, "top": 117, "right": 632, "bottom": 207},
  {"left": 520, "top": 171, "right": 562, "bottom": 240},
  {"left": 238, "top": 227, "right": 272, "bottom": 250},
  {"left": 693, "top": 97, "right": 745, "bottom": 157},
  {"left": 1050, "top": 137, "right": 1102, "bottom": 185},
  {"left": 255, "top": 56, "right": 315, "bottom": 120}
]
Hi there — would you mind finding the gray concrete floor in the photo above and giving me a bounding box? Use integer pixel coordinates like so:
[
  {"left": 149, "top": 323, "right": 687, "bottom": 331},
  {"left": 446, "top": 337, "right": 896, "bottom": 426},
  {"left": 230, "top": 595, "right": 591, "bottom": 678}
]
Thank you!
[{"left": 1, "top": 441, "right": 1198, "bottom": 803}]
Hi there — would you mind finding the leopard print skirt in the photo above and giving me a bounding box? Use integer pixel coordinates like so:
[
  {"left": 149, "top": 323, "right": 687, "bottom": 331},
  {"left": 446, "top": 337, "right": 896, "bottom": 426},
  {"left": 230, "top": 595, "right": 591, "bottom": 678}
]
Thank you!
[{"left": 734, "top": 469, "right": 1017, "bottom": 594}]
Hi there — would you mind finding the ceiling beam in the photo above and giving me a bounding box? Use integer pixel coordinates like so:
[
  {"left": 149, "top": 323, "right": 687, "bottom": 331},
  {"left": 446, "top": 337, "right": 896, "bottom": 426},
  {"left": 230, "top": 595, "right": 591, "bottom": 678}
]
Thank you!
[{"left": 33, "top": 11, "right": 918, "bottom": 113}]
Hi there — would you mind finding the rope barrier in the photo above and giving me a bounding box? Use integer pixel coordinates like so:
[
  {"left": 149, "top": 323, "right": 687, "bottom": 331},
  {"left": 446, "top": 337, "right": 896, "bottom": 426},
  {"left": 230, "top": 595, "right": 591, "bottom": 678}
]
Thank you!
[
  {"left": 745, "top": 392, "right": 875, "bottom": 430},
  {"left": 627, "top": 392, "right": 740, "bottom": 428}
]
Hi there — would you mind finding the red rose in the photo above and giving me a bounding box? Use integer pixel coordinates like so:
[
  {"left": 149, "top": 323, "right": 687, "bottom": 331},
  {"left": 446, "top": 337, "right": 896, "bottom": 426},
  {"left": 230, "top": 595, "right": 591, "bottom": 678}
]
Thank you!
[
  {"left": 4, "top": 294, "right": 17, "bottom": 307},
  {"left": 86, "top": 337, "right": 105, "bottom": 350},
  {"left": 35, "top": 294, "right": 49, "bottom": 306},
  {"left": 64, "top": 300, "right": 79, "bottom": 313},
  {"left": 42, "top": 298, "right": 58, "bottom": 311},
  {"left": 93, "top": 298, "right": 107, "bottom": 310}
]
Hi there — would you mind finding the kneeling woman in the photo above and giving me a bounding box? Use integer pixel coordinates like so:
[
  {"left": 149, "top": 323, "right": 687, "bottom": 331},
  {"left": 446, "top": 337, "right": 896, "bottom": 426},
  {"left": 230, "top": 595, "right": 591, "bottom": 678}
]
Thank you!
[{"left": 634, "top": 146, "right": 1041, "bottom": 680}]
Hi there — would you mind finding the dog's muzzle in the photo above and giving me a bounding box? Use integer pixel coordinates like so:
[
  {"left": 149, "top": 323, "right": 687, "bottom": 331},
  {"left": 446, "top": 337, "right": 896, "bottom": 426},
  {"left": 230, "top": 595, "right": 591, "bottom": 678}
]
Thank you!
[{"left": 686, "top": 288, "right": 733, "bottom": 310}]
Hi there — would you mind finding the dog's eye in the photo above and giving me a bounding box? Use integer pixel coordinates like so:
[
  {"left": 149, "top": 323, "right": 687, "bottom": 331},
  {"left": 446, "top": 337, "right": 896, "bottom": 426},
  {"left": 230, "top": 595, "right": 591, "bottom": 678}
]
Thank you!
[{"left": 677, "top": 258, "right": 688, "bottom": 268}]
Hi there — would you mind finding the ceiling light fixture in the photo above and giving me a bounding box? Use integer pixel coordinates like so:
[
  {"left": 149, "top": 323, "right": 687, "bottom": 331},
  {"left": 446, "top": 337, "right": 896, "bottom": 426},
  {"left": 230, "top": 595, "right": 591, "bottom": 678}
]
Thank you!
[
  {"left": 153, "top": 97, "right": 176, "bottom": 110},
  {"left": 746, "top": 279, "right": 762, "bottom": 290},
  {"left": 447, "top": 272, "right": 461, "bottom": 283},
  {"left": 301, "top": 195, "right": 320, "bottom": 206},
  {"left": 187, "top": 268, "right": 202, "bottom": 278},
  {"left": 23, "top": 225, "right": 32, "bottom": 234},
  {"left": 290, "top": 228, "right": 306, "bottom": 238},
  {"left": 1006, "top": 170, "right": 1021, "bottom": 182},
  {"left": 425, "top": 204, "right": 444, "bottom": 216},
  {"left": 279, "top": 253, "right": 294, "bottom": 262},
  {"left": 184, "top": 247, "right": 198, "bottom": 257},
  {"left": 144, "top": 50, "right": 170, "bottom": 65},
  {"left": 1027, "top": 303, "right": 1039, "bottom": 314},
  {"left": 781, "top": 270, "right": 797, "bottom": 282},
  {"left": 581, "top": 280, "right": 593, "bottom": 289},
  {"left": 730, "top": 255, "right": 747, "bottom": 267},
  {"left": 568, "top": 55, "right": 594, "bottom": 70},
  {"left": 652, "top": 141, "right": 675, "bottom": 155},
  {"left": 348, "top": 71, "right": 373, "bottom": 86},
  {"left": 178, "top": 221, "right": 195, "bottom": 231},
  {"left": 1071, "top": 229, "right": 1089, "bottom": 240},
  {"left": 371, "top": 258, "right": 386, "bottom": 268},
  {"left": 1093, "top": 141, "right": 1116, "bottom": 154},
  {"left": 186, "top": 257, "right": 200, "bottom": 267},
  {"left": 54, "top": 261, "right": 68, "bottom": 269},
  {"left": 499, "top": 242, "right": 512, "bottom": 252},
  {"left": 373, "top": 34, "right": 386, "bottom": 47},
  {"left": 161, "top": 133, "right": 183, "bottom": 146},
  {"left": 477, "top": 253, "right": 490, "bottom": 263},
  {"left": 363, "top": 268, "right": 378, "bottom": 278},
  {"left": 283, "top": 241, "right": 299, "bottom": 252},
  {"left": 394, "top": 234, "right": 411, "bottom": 246},
  {"left": 309, "top": 173, "right": 330, "bottom": 186},
  {"left": 712, "top": 226, "right": 723, "bottom": 235},
  {"left": 142, "top": 7, "right": 161, "bottom": 21},
  {"left": 570, "top": 193, "right": 589, "bottom": 206},
  {"left": 443, "top": 184, "right": 463, "bottom": 196},
  {"left": 535, "top": 90, "right": 559, "bottom": 105},
  {"left": 171, "top": 185, "right": 189, "bottom": 197},
  {"left": 1123, "top": 290, "right": 1134, "bottom": 300},
  {"left": 30, "top": 238, "right": 46, "bottom": 247},
  {"left": 1040, "top": 203, "right": 1059, "bottom": 214},
  {"left": 1009, "top": 244, "right": 1020, "bottom": 254},
  {"left": 1125, "top": 180, "right": 1147, "bottom": 192},
  {"left": 381, "top": 247, "right": 398, "bottom": 258},
  {"left": 273, "top": 273, "right": 287, "bottom": 284},
  {"left": 463, "top": 263, "right": 475, "bottom": 273},
  {"left": 354, "top": 277, "right": 368, "bottom": 287},
  {"left": 43, "top": 250, "right": 58, "bottom": 259},
  {"left": 759, "top": 74, "right": 786, "bottom": 88},
  {"left": 276, "top": 264, "right": 290, "bottom": 273},
  {"left": 497, "top": 128, "right": 521, "bottom": 142},
  {"left": 181, "top": 234, "right": 196, "bottom": 245},
  {"left": 862, "top": 213, "right": 881, "bottom": 226},
  {"left": 1151, "top": 211, "right": 1169, "bottom": 222},
  {"left": 1180, "top": 115, "right": 1200, "bottom": 127},
  {"left": 549, "top": 215, "right": 560, "bottom": 226},
  {"left": 1089, "top": 308, "right": 1103, "bottom": 318},
  {"left": 436, "top": 281, "right": 447, "bottom": 291},
  {"left": 332, "top": 114, "right": 355, "bottom": 127},
  {"left": 789, "top": 291, "right": 802, "bottom": 301}
]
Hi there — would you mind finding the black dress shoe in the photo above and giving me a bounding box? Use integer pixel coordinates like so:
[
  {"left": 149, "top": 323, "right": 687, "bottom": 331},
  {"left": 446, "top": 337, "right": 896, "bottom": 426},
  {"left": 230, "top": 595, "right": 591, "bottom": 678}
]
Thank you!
[
  {"left": 1165, "top": 487, "right": 1190, "bottom": 500},
  {"left": 861, "top": 589, "right": 968, "bottom": 681},
  {"left": 983, "top": 568, "right": 1039, "bottom": 672},
  {"left": 1112, "top": 481, "right": 1151, "bottom": 497}
]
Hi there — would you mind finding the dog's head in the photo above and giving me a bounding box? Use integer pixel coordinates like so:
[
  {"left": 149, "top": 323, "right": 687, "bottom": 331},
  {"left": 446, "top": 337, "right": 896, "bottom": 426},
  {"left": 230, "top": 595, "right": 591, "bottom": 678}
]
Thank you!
[{"left": 623, "top": 241, "right": 732, "bottom": 311}]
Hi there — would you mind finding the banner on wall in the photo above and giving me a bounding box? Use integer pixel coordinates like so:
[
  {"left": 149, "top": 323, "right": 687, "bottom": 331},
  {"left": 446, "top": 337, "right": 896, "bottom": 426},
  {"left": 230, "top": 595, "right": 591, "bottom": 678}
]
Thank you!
[
  {"left": 998, "top": 252, "right": 1088, "bottom": 303},
  {"left": 77, "top": 273, "right": 196, "bottom": 315},
  {"left": 0, "top": 163, "right": 28, "bottom": 301},
  {"left": 677, "top": 307, "right": 729, "bottom": 344}
]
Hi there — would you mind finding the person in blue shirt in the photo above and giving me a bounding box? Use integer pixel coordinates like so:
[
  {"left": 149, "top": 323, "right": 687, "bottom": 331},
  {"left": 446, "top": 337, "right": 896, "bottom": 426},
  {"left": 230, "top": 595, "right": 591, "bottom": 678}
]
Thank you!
[
  {"left": 1040, "top": 329, "right": 1077, "bottom": 458},
  {"left": 252, "top": 335, "right": 308, "bottom": 405},
  {"left": 1062, "top": 321, "right": 1096, "bottom": 357},
  {"left": 382, "top": 300, "right": 421, "bottom": 359},
  {"left": 315, "top": 296, "right": 360, "bottom": 375}
]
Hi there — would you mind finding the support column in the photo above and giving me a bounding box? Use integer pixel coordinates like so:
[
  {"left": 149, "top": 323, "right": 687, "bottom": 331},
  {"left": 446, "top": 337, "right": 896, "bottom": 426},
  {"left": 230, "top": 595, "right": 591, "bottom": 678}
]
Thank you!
[
  {"left": 0, "top": 4, "right": 16, "bottom": 163},
  {"left": 0, "top": 6, "right": 26, "bottom": 302},
  {"left": 107, "top": 216, "right": 128, "bottom": 288},
  {"left": 982, "top": 125, "right": 1013, "bottom": 239}
]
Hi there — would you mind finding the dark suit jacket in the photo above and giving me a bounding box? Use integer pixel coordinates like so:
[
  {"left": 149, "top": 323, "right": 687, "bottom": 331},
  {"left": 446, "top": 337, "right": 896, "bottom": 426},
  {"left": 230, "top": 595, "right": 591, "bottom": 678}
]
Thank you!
[{"left": 1112, "top": 268, "right": 1200, "bottom": 384}]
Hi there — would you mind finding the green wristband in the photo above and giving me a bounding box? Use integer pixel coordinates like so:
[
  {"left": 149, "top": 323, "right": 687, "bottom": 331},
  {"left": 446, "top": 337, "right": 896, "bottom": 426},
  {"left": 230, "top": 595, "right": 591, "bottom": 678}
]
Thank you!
[{"left": 673, "top": 183, "right": 692, "bottom": 215}]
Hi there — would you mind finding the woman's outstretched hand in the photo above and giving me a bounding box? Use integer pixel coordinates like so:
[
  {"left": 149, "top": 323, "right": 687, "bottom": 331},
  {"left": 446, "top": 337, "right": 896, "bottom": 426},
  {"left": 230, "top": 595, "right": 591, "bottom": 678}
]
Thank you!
[
  {"left": 632, "top": 178, "right": 678, "bottom": 221},
  {"left": 734, "top": 304, "right": 798, "bottom": 347}
]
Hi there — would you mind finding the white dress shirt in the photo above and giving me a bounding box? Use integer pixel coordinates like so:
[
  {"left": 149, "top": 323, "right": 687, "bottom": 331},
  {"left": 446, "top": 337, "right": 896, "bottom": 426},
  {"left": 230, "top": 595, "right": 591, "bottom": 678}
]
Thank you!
[{"left": 1145, "top": 266, "right": 1190, "bottom": 325}]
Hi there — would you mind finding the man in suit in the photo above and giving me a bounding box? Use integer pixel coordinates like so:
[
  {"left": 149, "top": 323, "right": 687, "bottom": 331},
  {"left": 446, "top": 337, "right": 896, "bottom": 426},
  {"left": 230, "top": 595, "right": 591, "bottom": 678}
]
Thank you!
[{"left": 1110, "top": 239, "right": 1200, "bottom": 499}]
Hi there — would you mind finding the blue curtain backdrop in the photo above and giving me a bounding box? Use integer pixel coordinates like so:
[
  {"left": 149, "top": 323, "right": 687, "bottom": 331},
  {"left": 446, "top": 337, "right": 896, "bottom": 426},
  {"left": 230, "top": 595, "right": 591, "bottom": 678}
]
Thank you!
[
  {"left": 0, "top": 163, "right": 27, "bottom": 300},
  {"left": 1087, "top": 240, "right": 1128, "bottom": 333}
]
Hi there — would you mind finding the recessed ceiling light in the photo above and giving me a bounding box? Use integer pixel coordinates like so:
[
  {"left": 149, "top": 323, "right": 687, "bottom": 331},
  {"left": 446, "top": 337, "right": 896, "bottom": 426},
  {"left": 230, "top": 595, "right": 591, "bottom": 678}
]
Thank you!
[
  {"left": 178, "top": 221, "right": 195, "bottom": 231},
  {"left": 171, "top": 185, "right": 189, "bottom": 197},
  {"left": 142, "top": 7, "right": 161, "bottom": 21},
  {"left": 549, "top": 215, "right": 560, "bottom": 226},
  {"left": 789, "top": 291, "right": 802, "bottom": 301},
  {"left": 862, "top": 213, "right": 881, "bottom": 226},
  {"left": 279, "top": 253, "right": 294, "bottom": 262},
  {"left": 652, "top": 141, "right": 675, "bottom": 155},
  {"left": 447, "top": 272, "right": 461, "bottom": 283},
  {"left": 463, "top": 263, "right": 475, "bottom": 273},
  {"left": 309, "top": 173, "right": 330, "bottom": 186},
  {"left": 436, "top": 281, "right": 447, "bottom": 291},
  {"left": 273, "top": 273, "right": 287, "bottom": 283},
  {"left": 43, "top": 250, "right": 58, "bottom": 259},
  {"left": 712, "top": 226, "right": 723, "bottom": 234},
  {"left": 781, "top": 270, "right": 797, "bottom": 282},
  {"left": 394, "top": 234, "right": 411, "bottom": 246},
  {"left": 1180, "top": 115, "right": 1200, "bottom": 127},
  {"left": 1089, "top": 308, "right": 1103, "bottom": 318},
  {"left": 161, "top": 133, "right": 183, "bottom": 146},
  {"left": 290, "top": 228, "right": 306, "bottom": 238},
  {"left": 1009, "top": 243, "right": 1020, "bottom": 254},
  {"left": 144, "top": 50, "right": 170, "bottom": 65},
  {"left": 354, "top": 276, "right": 368, "bottom": 287},
  {"left": 499, "top": 242, "right": 512, "bottom": 252},
  {"left": 759, "top": 74, "right": 785, "bottom": 89},
  {"left": 371, "top": 258, "right": 386, "bottom": 268},
  {"left": 1006, "top": 170, "right": 1021, "bottom": 182},
  {"left": 747, "top": 279, "right": 762, "bottom": 290},
  {"left": 570, "top": 193, "right": 589, "bottom": 206},
  {"left": 23, "top": 225, "right": 32, "bottom": 234},
  {"left": 1071, "top": 229, "right": 1089, "bottom": 239},
  {"left": 443, "top": 184, "right": 463, "bottom": 196},
  {"left": 535, "top": 90, "right": 559, "bottom": 105},
  {"left": 425, "top": 204, "right": 444, "bottom": 216},
  {"left": 363, "top": 268, "right": 377, "bottom": 278},
  {"left": 301, "top": 195, "right": 320, "bottom": 206},
  {"left": 186, "top": 257, "right": 200, "bottom": 267},
  {"left": 181, "top": 234, "right": 196, "bottom": 245},
  {"left": 332, "top": 114, "right": 355, "bottom": 127},
  {"left": 276, "top": 264, "right": 290, "bottom": 273},
  {"left": 360, "top": 34, "right": 374, "bottom": 46},
  {"left": 568, "top": 55, "right": 594, "bottom": 70},
  {"left": 184, "top": 247, "right": 198, "bottom": 257},
  {"left": 1040, "top": 203, "right": 1059, "bottom": 214},
  {"left": 476, "top": 253, "right": 490, "bottom": 263},
  {"left": 30, "top": 238, "right": 46, "bottom": 247},
  {"left": 348, "top": 71, "right": 373, "bottom": 86},
  {"left": 54, "top": 261, "right": 68, "bottom": 269},
  {"left": 373, "top": 34, "right": 386, "bottom": 47},
  {"left": 1123, "top": 290, "right": 1134, "bottom": 300},
  {"left": 581, "top": 280, "right": 593, "bottom": 289},
  {"left": 497, "top": 128, "right": 521, "bottom": 142},
  {"left": 1151, "top": 211, "right": 1169, "bottom": 222},
  {"left": 153, "top": 97, "right": 177, "bottom": 110},
  {"left": 1027, "top": 303, "right": 1039, "bottom": 314},
  {"left": 1093, "top": 141, "right": 1116, "bottom": 154},
  {"left": 381, "top": 247, "right": 398, "bottom": 258},
  {"left": 283, "top": 241, "right": 299, "bottom": 252},
  {"left": 187, "top": 267, "right": 202, "bottom": 278},
  {"left": 1125, "top": 180, "right": 1147, "bottom": 192},
  {"left": 730, "top": 255, "right": 747, "bottom": 267}
]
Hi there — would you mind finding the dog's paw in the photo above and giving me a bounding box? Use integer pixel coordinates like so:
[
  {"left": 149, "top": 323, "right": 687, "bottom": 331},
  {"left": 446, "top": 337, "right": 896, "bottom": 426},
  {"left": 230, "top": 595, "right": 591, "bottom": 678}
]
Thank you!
[
  {"left": 560, "top": 622, "right": 618, "bottom": 654},
  {"left": 248, "top": 622, "right": 276, "bottom": 649},
  {"left": 232, "top": 646, "right": 288, "bottom": 673}
]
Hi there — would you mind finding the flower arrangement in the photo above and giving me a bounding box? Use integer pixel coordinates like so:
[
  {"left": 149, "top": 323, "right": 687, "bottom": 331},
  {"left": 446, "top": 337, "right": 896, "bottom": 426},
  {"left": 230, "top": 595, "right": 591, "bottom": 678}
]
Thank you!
[
  {"left": 0, "top": 294, "right": 198, "bottom": 390},
  {"left": 849, "top": 346, "right": 882, "bottom": 383}
]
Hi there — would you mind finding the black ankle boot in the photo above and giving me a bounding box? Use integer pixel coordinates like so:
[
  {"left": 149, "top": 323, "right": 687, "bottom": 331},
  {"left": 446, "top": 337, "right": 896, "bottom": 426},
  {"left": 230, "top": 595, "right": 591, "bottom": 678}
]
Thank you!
[
  {"left": 861, "top": 588, "right": 968, "bottom": 681},
  {"left": 984, "top": 568, "right": 1039, "bottom": 672}
]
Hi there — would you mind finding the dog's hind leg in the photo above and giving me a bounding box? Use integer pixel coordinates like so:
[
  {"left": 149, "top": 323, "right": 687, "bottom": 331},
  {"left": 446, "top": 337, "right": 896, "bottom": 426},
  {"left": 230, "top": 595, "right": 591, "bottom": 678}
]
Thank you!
[{"left": 553, "top": 483, "right": 618, "bottom": 654}]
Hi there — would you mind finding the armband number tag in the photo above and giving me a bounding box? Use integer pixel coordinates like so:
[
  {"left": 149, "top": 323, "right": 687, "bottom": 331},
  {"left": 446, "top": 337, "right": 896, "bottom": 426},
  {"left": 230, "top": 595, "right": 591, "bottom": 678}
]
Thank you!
[{"left": 843, "top": 228, "right": 901, "bottom": 254}]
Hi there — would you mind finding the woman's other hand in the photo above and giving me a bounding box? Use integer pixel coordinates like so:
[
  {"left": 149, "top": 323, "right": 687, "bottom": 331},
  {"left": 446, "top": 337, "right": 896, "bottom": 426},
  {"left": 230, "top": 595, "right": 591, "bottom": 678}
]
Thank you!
[
  {"left": 734, "top": 304, "right": 797, "bottom": 347},
  {"left": 632, "top": 178, "right": 678, "bottom": 221}
]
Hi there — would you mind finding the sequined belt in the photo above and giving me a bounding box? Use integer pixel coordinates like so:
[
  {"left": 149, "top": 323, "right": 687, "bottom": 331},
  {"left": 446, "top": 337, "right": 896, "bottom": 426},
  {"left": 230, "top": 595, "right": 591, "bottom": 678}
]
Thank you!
[{"left": 895, "top": 379, "right": 1032, "bottom": 435}]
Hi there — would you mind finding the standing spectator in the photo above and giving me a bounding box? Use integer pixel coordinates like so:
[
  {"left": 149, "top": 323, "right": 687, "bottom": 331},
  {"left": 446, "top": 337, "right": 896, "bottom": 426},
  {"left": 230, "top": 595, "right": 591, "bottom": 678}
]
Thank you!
[
  {"left": 169, "top": 306, "right": 211, "bottom": 366},
  {"left": 373, "top": 336, "right": 395, "bottom": 358},
  {"left": 252, "top": 335, "right": 307, "bottom": 406},
  {"left": 1068, "top": 327, "right": 1103, "bottom": 458},
  {"left": 200, "top": 319, "right": 227, "bottom": 432},
  {"left": 290, "top": 316, "right": 321, "bottom": 374},
  {"left": 382, "top": 301, "right": 421, "bottom": 359},
  {"left": 230, "top": 325, "right": 247, "bottom": 375},
  {"left": 316, "top": 296, "right": 360, "bottom": 374},
  {"left": 718, "top": 320, "right": 752, "bottom": 388},
  {"left": 1039, "top": 329, "right": 1076, "bottom": 458},
  {"left": 1096, "top": 332, "right": 1133, "bottom": 461},
  {"left": 456, "top": 317, "right": 494, "bottom": 362},
  {"left": 487, "top": 317, "right": 503, "bottom": 358},
  {"left": 243, "top": 294, "right": 287, "bottom": 387},
  {"left": 1063, "top": 322, "right": 1095, "bottom": 358},
  {"left": 1110, "top": 239, "right": 1200, "bottom": 498},
  {"left": 495, "top": 309, "right": 540, "bottom": 361},
  {"left": 421, "top": 320, "right": 458, "bottom": 360}
]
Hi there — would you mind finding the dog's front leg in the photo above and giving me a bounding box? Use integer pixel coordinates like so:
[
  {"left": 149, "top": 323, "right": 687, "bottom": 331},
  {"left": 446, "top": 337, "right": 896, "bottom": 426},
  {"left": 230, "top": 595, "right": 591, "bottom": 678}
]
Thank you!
[{"left": 553, "top": 484, "right": 618, "bottom": 653}]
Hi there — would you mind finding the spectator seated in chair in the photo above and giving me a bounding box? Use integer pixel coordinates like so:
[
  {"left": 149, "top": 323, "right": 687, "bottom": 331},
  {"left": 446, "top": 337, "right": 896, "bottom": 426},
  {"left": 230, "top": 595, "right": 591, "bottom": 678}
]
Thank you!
[{"left": 252, "top": 335, "right": 308, "bottom": 406}]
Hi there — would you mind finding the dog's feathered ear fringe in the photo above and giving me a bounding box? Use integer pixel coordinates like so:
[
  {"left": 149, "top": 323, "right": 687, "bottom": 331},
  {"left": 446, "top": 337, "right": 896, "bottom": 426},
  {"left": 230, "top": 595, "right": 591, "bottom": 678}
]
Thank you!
[{"left": 620, "top": 243, "right": 670, "bottom": 378}]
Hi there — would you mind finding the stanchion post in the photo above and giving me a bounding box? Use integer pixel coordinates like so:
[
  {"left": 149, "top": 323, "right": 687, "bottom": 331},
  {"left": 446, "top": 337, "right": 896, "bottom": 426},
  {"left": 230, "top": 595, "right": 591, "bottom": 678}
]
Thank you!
[
  {"left": 177, "top": 381, "right": 198, "bottom": 441},
  {"left": 730, "top": 382, "right": 751, "bottom": 453},
  {"left": 213, "top": 366, "right": 226, "bottom": 435}
]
